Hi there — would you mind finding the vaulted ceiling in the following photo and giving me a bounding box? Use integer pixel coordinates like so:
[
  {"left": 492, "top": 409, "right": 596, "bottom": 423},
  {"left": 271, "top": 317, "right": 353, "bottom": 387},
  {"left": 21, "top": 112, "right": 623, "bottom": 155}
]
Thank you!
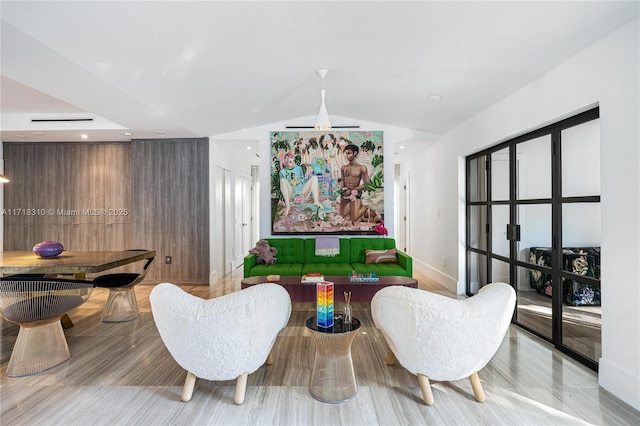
[{"left": 1, "top": 1, "right": 638, "bottom": 144}]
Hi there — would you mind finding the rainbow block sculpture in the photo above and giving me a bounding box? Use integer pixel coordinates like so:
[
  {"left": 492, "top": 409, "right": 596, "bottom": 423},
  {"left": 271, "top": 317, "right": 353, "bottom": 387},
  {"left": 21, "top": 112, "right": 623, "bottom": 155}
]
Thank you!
[{"left": 316, "top": 281, "right": 334, "bottom": 328}]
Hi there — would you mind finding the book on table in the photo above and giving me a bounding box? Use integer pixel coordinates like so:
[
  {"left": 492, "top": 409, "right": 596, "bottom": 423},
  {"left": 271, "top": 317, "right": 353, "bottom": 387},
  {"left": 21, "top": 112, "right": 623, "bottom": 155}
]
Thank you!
[
  {"left": 301, "top": 272, "right": 324, "bottom": 283},
  {"left": 349, "top": 272, "right": 379, "bottom": 282}
]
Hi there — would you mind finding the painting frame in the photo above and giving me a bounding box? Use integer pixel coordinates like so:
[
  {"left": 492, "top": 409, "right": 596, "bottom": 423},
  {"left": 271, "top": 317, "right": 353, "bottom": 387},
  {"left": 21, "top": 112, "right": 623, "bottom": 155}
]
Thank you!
[{"left": 271, "top": 130, "right": 384, "bottom": 235}]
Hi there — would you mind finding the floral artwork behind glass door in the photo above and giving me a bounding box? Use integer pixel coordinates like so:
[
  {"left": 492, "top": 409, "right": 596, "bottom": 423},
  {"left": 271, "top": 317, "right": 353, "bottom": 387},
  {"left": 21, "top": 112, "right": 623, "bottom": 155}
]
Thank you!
[{"left": 271, "top": 131, "right": 384, "bottom": 234}]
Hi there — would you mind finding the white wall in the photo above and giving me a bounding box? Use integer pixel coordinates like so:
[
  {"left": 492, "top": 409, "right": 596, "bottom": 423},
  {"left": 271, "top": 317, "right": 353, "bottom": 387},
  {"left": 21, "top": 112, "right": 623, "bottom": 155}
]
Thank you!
[{"left": 400, "top": 18, "right": 640, "bottom": 409}]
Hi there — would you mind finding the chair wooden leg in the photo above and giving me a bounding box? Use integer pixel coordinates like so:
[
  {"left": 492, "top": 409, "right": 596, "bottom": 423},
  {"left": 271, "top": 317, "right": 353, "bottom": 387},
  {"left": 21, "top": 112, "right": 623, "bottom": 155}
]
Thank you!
[
  {"left": 234, "top": 373, "right": 248, "bottom": 405},
  {"left": 385, "top": 348, "right": 396, "bottom": 365},
  {"left": 266, "top": 350, "right": 274, "bottom": 365},
  {"left": 418, "top": 374, "right": 434, "bottom": 405},
  {"left": 181, "top": 371, "right": 196, "bottom": 402},
  {"left": 469, "top": 372, "right": 485, "bottom": 402}
]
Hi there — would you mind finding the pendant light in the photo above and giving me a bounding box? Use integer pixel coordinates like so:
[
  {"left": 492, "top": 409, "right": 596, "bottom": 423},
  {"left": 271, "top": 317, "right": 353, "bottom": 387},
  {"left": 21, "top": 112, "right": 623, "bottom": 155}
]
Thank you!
[{"left": 314, "top": 69, "right": 332, "bottom": 131}]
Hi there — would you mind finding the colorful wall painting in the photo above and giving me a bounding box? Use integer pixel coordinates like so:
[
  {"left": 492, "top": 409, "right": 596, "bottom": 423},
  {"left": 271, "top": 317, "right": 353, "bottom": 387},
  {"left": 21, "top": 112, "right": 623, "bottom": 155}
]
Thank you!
[{"left": 271, "top": 130, "right": 384, "bottom": 234}]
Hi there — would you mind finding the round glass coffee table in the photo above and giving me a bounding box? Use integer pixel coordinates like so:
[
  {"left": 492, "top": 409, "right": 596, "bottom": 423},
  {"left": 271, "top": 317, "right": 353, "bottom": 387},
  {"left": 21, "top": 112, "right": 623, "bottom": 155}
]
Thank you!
[{"left": 305, "top": 315, "right": 361, "bottom": 403}]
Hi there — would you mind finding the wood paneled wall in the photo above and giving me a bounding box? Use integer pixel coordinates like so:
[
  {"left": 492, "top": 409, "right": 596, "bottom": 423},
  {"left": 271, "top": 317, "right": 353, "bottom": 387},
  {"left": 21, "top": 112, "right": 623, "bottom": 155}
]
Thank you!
[
  {"left": 3, "top": 143, "right": 133, "bottom": 251},
  {"left": 3, "top": 139, "right": 209, "bottom": 284},
  {"left": 131, "top": 139, "right": 209, "bottom": 283}
]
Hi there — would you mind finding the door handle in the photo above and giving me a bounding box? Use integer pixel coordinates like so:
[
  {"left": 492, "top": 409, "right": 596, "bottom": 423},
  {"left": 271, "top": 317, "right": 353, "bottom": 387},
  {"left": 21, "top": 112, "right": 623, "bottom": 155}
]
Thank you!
[{"left": 506, "top": 224, "right": 521, "bottom": 241}]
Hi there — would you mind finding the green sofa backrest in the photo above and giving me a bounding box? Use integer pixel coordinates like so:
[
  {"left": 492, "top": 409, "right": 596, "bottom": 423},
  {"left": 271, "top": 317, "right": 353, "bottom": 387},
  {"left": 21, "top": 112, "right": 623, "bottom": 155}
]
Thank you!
[
  {"left": 303, "top": 238, "right": 352, "bottom": 264},
  {"left": 265, "top": 238, "right": 306, "bottom": 264},
  {"left": 349, "top": 238, "right": 397, "bottom": 263},
  {"left": 260, "top": 237, "right": 399, "bottom": 265}
]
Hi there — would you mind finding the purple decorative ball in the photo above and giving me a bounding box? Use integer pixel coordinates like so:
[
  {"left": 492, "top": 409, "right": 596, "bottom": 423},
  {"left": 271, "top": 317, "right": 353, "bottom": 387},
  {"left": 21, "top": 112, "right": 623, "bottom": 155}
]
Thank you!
[{"left": 33, "top": 241, "right": 64, "bottom": 258}]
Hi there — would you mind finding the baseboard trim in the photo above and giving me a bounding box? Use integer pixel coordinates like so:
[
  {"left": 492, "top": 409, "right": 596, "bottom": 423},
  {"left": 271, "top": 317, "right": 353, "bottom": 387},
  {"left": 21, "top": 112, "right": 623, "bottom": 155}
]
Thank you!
[
  {"left": 599, "top": 358, "right": 640, "bottom": 410},
  {"left": 413, "top": 258, "right": 459, "bottom": 295},
  {"left": 210, "top": 270, "right": 219, "bottom": 285}
]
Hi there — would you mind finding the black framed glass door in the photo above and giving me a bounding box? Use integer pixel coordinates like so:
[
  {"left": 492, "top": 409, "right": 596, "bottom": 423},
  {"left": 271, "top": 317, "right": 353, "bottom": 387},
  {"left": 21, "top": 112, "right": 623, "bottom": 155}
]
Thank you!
[
  {"left": 466, "top": 108, "right": 601, "bottom": 370},
  {"left": 514, "top": 134, "right": 553, "bottom": 340}
]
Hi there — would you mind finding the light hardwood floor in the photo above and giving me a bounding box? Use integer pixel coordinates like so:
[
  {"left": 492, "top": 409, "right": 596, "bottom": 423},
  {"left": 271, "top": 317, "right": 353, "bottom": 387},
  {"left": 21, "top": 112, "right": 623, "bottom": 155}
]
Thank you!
[
  {"left": 1, "top": 269, "right": 639, "bottom": 425},
  {"left": 516, "top": 291, "right": 602, "bottom": 361}
]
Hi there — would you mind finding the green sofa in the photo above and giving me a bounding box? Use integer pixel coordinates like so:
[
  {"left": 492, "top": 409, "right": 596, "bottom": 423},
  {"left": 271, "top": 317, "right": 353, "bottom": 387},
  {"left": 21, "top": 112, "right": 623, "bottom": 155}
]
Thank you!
[{"left": 243, "top": 237, "right": 412, "bottom": 278}]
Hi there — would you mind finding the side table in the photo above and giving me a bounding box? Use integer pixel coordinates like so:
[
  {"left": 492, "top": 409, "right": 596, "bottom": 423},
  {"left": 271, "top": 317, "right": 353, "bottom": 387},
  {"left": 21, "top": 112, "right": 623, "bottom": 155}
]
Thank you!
[{"left": 305, "top": 315, "right": 361, "bottom": 403}]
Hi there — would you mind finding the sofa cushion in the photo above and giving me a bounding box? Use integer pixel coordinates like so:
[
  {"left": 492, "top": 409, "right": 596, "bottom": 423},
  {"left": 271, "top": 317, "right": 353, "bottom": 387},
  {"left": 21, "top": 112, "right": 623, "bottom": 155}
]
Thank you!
[
  {"left": 365, "top": 248, "right": 398, "bottom": 264},
  {"left": 304, "top": 238, "right": 351, "bottom": 264},
  {"left": 266, "top": 238, "right": 305, "bottom": 264},
  {"left": 350, "top": 238, "right": 397, "bottom": 264},
  {"left": 249, "top": 263, "right": 304, "bottom": 277},
  {"left": 302, "top": 263, "right": 354, "bottom": 276}
]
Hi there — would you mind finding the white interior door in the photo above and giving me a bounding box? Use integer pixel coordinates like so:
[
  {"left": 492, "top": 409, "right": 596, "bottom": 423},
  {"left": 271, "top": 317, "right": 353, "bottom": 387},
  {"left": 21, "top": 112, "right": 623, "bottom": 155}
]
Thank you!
[
  {"left": 251, "top": 165, "right": 260, "bottom": 248},
  {"left": 395, "top": 164, "right": 410, "bottom": 253},
  {"left": 213, "top": 165, "right": 227, "bottom": 279},
  {"left": 234, "top": 175, "right": 251, "bottom": 268},
  {"left": 224, "top": 169, "right": 233, "bottom": 275},
  {"left": 242, "top": 178, "right": 251, "bottom": 259}
]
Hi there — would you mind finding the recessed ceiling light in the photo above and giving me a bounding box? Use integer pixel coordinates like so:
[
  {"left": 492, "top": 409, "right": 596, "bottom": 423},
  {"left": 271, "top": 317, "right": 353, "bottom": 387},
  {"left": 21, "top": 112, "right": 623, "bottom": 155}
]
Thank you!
[
  {"left": 429, "top": 94, "right": 442, "bottom": 101},
  {"left": 32, "top": 132, "right": 45, "bottom": 135},
  {"left": 400, "top": 145, "right": 405, "bottom": 149},
  {"left": 15, "top": 135, "right": 27, "bottom": 138},
  {"left": 246, "top": 146, "right": 252, "bottom": 150},
  {"left": 124, "top": 132, "right": 132, "bottom": 136},
  {"left": 81, "top": 134, "right": 88, "bottom": 139}
]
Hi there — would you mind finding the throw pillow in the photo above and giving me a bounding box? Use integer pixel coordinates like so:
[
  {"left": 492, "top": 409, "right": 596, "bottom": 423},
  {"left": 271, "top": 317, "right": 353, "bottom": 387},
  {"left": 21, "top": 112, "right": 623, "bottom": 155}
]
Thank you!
[
  {"left": 365, "top": 248, "right": 398, "bottom": 264},
  {"left": 249, "top": 240, "right": 278, "bottom": 265}
]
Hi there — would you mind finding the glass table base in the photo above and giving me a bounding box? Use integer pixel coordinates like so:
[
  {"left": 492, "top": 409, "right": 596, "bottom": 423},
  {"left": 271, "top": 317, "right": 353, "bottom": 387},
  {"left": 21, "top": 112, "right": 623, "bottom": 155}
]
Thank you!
[{"left": 306, "top": 316, "right": 360, "bottom": 403}]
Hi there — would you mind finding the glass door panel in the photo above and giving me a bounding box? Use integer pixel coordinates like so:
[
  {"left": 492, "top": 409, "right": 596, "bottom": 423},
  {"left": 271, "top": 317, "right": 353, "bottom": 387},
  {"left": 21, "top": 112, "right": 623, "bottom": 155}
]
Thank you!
[
  {"left": 469, "top": 206, "right": 487, "bottom": 250},
  {"left": 491, "top": 258, "right": 510, "bottom": 285},
  {"left": 468, "top": 252, "right": 488, "bottom": 294},
  {"left": 491, "top": 148, "right": 509, "bottom": 201},
  {"left": 515, "top": 202, "right": 553, "bottom": 339},
  {"left": 562, "top": 120, "right": 601, "bottom": 197},
  {"left": 516, "top": 204, "right": 552, "bottom": 263},
  {"left": 516, "top": 265, "right": 552, "bottom": 339},
  {"left": 469, "top": 156, "right": 487, "bottom": 202},
  {"left": 562, "top": 203, "right": 601, "bottom": 252},
  {"left": 491, "top": 205, "right": 510, "bottom": 258},
  {"left": 516, "top": 135, "right": 552, "bottom": 200},
  {"left": 561, "top": 202, "right": 601, "bottom": 362},
  {"left": 562, "top": 299, "right": 602, "bottom": 362}
]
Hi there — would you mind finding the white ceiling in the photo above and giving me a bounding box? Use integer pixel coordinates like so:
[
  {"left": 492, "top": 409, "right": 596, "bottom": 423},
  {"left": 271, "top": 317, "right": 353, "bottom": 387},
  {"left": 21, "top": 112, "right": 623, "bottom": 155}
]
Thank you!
[{"left": 1, "top": 1, "right": 638, "bottom": 146}]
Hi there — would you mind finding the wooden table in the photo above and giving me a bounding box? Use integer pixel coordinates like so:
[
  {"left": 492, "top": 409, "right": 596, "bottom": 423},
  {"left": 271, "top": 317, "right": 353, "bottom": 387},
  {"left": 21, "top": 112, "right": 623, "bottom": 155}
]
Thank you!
[
  {"left": 241, "top": 275, "right": 418, "bottom": 303},
  {"left": 0, "top": 250, "right": 156, "bottom": 278},
  {"left": 0, "top": 250, "right": 156, "bottom": 327}
]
